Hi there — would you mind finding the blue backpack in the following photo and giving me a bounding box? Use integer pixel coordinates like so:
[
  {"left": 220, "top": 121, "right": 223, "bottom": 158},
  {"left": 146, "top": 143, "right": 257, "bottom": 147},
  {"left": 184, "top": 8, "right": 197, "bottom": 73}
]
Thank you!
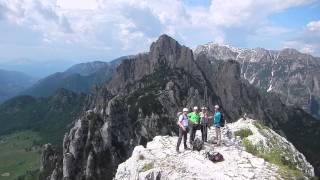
[{"left": 220, "top": 113, "right": 225, "bottom": 127}]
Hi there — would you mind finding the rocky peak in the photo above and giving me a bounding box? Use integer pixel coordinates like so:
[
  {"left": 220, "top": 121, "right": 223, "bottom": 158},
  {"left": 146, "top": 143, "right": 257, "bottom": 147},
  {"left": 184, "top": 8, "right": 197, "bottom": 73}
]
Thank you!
[
  {"left": 149, "top": 34, "right": 190, "bottom": 68},
  {"left": 149, "top": 34, "right": 200, "bottom": 78},
  {"left": 108, "top": 34, "right": 199, "bottom": 95}
]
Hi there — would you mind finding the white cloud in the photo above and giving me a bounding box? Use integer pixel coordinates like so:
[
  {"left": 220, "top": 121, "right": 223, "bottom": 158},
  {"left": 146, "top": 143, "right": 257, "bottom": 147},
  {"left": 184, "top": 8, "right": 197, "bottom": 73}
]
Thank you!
[
  {"left": 301, "top": 44, "right": 315, "bottom": 54},
  {"left": 207, "top": 0, "right": 313, "bottom": 27},
  {"left": 306, "top": 20, "right": 320, "bottom": 32},
  {"left": 0, "top": 0, "right": 318, "bottom": 59},
  {"left": 283, "top": 41, "right": 315, "bottom": 54},
  {"left": 0, "top": 0, "right": 73, "bottom": 41},
  {"left": 283, "top": 20, "right": 320, "bottom": 56},
  {"left": 57, "top": 0, "right": 98, "bottom": 10}
]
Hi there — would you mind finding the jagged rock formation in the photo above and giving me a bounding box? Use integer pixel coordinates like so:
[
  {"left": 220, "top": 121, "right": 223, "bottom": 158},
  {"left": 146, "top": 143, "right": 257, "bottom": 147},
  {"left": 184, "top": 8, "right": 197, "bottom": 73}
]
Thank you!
[
  {"left": 40, "top": 34, "right": 320, "bottom": 180},
  {"left": 40, "top": 144, "right": 62, "bottom": 180},
  {"left": 194, "top": 44, "right": 320, "bottom": 119},
  {"left": 115, "top": 119, "right": 314, "bottom": 180}
]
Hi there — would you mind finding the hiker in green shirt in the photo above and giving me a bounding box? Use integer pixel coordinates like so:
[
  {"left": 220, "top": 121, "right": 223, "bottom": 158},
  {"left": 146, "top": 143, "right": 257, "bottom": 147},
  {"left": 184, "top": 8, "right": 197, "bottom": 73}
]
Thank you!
[{"left": 188, "top": 106, "right": 200, "bottom": 144}]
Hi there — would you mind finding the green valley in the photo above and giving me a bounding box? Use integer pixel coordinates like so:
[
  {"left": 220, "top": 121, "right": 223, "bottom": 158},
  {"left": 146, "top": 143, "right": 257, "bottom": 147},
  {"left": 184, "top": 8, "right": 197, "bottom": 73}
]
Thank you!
[
  {"left": 0, "top": 89, "right": 86, "bottom": 145},
  {"left": 0, "top": 131, "right": 41, "bottom": 180}
]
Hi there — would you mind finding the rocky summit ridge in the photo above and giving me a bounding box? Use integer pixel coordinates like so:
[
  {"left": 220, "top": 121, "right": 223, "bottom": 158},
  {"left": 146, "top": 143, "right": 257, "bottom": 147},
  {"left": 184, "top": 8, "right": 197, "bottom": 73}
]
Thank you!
[{"left": 115, "top": 119, "right": 314, "bottom": 180}]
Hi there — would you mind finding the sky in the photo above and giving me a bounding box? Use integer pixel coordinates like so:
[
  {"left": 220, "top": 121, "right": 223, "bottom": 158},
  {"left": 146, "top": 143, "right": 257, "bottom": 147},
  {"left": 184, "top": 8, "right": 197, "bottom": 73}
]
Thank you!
[{"left": 0, "top": 0, "right": 319, "bottom": 77}]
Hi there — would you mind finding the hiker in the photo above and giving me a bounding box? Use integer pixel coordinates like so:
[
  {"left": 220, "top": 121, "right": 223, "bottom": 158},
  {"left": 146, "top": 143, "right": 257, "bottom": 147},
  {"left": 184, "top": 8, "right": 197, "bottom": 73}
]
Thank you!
[
  {"left": 213, "top": 105, "right": 222, "bottom": 146},
  {"left": 188, "top": 106, "right": 201, "bottom": 144},
  {"left": 200, "top": 107, "right": 209, "bottom": 142},
  {"left": 176, "top": 108, "right": 190, "bottom": 152}
]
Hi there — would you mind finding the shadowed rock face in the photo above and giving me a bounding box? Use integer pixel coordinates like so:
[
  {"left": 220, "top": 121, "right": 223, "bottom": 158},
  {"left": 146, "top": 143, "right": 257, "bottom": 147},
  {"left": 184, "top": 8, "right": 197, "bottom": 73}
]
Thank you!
[
  {"left": 41, "top": 35, "right": 320, "bottom": 180},
  {"left": 195, "top": 44, "right": 320, "bottom": 119},
  {"left": 40, "top": 144, "right": 62, "bottom": 180}
]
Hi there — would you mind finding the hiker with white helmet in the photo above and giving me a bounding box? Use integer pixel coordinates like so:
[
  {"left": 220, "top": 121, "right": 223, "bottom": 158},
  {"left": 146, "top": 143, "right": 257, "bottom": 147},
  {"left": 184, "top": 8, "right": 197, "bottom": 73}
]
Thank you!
[
  {"left": 188, "top": 106, "right": 201, "bottom": 145},
  {"left": 200, "top": 107, "right": 209, "bottom": 142},
  {"left": 176, "top": 108, "right": 190, "bottom": 153}
]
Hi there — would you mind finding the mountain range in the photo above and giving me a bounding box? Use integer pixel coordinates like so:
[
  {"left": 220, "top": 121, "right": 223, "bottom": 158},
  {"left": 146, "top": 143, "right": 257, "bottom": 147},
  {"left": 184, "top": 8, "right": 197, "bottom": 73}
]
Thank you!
[
  {"left": 0, "top": 69, "right": 37, "bottom": 103},
  {"left": 38, "top": 34, "right": 320, "bottom": 180},
  {"left": 195, "top": 44, "right": 320, "bottom": 119},
  {"left": 22, "top": 56, "right": 128, "bottom": 97},
  {"left": 0, "top": 57, "right": 129, "bottom": 147}
]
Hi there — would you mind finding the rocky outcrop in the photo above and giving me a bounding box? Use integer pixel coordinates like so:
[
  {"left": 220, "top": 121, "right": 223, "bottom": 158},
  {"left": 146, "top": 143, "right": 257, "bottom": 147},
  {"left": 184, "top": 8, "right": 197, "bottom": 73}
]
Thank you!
[
  {"left": 229, "top": 119, "right": 314, "bottom": 177},
  {"left": 194, "top": 43, "right": 320, "bottom": 119},
  {"left": 115, "top": 119, "right": 314, "bottom": 180},
  {"left": 61, "top": 110, "right": 118, "bottom": 180},
  {"left": 39, "top": 144, "right": 62, "bottom": 180},
  {"left": 40, "top": 34, "right": 320, "bottom": 179}
]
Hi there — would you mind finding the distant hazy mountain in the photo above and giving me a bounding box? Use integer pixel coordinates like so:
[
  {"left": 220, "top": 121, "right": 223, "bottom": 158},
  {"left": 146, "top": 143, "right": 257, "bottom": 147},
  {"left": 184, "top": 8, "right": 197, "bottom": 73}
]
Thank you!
[
  {"left": 22, "top": 56, "right": 128, "bottom": 97},
  {"left": 195, "top": 44, "right": 320, "bottom": 119},
  {"left": 0, "top": 69, "right": 37, "bottom": 103},
  {"left": 0, "top": 88, "right": 86, "bottom": 144},
  {"left": 65, "top": 61, "right": 109, "bottom": 76}
]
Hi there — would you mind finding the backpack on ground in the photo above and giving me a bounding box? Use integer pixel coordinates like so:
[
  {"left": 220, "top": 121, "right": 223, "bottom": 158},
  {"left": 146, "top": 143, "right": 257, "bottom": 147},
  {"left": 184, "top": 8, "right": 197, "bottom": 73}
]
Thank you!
[
  {"left": 206, "top": 151, "right": 224, "bottom": 163},
  {"left": 192, "top": 138, "right": 203, "bottom": 151}
]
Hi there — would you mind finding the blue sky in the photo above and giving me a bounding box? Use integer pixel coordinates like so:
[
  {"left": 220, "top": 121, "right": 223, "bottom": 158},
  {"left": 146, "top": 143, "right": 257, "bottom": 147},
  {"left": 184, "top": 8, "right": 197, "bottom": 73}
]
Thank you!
[{"left": 0, "top": 0, "right": 319, "bottom": 77}]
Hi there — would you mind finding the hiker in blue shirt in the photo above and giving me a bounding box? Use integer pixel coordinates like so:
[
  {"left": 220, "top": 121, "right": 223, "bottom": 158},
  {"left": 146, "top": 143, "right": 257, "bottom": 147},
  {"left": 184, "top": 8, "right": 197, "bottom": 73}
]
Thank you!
[{"left": 213, "top": 105, "right": 222, "bottom": 146}]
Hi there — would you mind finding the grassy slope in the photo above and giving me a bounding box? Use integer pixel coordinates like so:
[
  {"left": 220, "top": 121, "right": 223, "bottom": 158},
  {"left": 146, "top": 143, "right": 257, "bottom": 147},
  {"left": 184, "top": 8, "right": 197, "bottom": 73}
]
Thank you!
[
  {"left": 0, "top": 131, "right": 41, "bottom": 180},
  {"left": 240, "top": 122, "right": 309, "bottom": 179}
]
